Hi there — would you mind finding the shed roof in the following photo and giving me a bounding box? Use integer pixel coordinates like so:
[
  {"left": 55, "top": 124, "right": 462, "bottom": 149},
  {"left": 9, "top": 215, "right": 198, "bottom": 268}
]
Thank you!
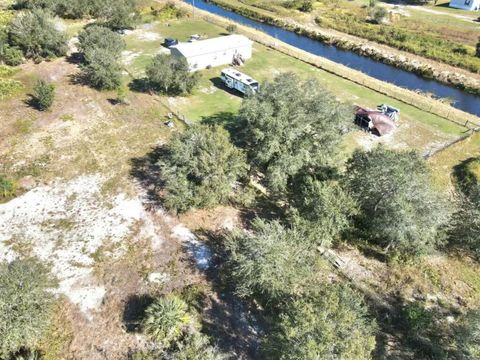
[
  {"left": 355, "top": 106, "right": 396, "bottom": 136},
  {"left": 171, "top": 35, "right": 252, "bottom": 58}
]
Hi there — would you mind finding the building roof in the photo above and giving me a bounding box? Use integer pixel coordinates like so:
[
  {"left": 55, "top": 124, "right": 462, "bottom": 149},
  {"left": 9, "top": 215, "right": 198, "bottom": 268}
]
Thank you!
[
  {"left": 171, "top": 35, "right": 252, "bottom": 58},
  {"left": 221, "top": 68, "right": 258, "bottom": 85},
  {"left": 355, "top": 107, "right": 396, "bottom": 136}
]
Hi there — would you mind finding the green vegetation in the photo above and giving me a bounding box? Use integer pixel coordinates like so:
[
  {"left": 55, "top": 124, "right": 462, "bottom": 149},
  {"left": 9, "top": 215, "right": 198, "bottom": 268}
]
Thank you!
[
  {"left": 0, "top": 258, "right": 56, "bottom": 358},
  {"left": 8, "top": 9, "right": 67, "bottom": 61},
  {"left": 226, "top": 219, "right": 322, "bottom": 303},
  {"left": 159, "top": 125, "right": 247, "bottom": 213},
  {"left": 291, "top": 178, "right": 357, "bottom": 247},
  {"left": 143, "top": 295, "right": 194, "bottom": 348},
  {"left": 456, "top": 310, "right": 480, "bottom": 359},
  {"left": 0, "top": 176, "right": 16, "bottom": 198},
  {"left": 238, "top": 72, "right": 351, "bottom": 193},
  {"left": 32, "top": 79, "right": 55, "bottom": 111},
  {"left": 146, "top": 54, "right": 199, "bottom": 95},
  {"left": 264, "top": 285, "right": 376, "bottom": 359},
  {"left": 78, "top": 25, "right": 125, "bottom": 89},
  {"left": 138, "top": 293, "right": 225, "bottom": 358},
  {"left": 78, "top": 25, "right": 125, "bottom": 58},
  {"left": 14, "top": 0, "right": 137, "bottom": 29},
  {"left": 449, "top": 157, "right": 480, "bottom": 259},
  {"left": 345, "top": 147, "right": 451, "bottom": 257},
  {"left": 168, "top": 333, "right": 225, "bottom": 360}
]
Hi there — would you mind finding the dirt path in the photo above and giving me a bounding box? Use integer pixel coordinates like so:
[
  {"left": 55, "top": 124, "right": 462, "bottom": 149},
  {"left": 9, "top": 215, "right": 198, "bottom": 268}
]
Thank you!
[{"left": 385, "top": 3, "right": 478, "bottom": 22}]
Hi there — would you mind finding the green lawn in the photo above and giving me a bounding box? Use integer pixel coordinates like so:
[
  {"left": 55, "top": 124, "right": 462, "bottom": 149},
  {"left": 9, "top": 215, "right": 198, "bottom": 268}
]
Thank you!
[{"left": 123, "top": 17, "right": 466, "bottom": 156}]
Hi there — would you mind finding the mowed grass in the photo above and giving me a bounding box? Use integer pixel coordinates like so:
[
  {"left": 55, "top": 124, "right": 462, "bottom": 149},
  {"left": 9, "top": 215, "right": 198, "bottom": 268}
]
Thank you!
[
  {"left": 122, "top": 18, "right": 467, "bottom": 154},
  {"left": 428, "top": 132, "right": 480, "bottom": 191}
]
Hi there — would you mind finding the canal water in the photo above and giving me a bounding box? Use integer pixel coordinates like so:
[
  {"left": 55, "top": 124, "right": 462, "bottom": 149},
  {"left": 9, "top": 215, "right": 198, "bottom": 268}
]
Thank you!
[{"left": 187, "top": 0, "right": 480, "bottom": 117}]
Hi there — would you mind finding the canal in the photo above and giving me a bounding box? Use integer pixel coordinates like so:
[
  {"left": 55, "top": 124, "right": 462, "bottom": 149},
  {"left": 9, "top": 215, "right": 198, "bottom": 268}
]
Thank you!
[{"left": 187, "top": 0, "right": 480, "bottom": 117}]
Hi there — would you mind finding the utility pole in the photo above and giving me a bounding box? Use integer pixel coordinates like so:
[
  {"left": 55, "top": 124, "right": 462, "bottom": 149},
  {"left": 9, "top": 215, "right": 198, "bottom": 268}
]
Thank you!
[{"left": 192, "top": 0, "right": 195, "bottom": 19}]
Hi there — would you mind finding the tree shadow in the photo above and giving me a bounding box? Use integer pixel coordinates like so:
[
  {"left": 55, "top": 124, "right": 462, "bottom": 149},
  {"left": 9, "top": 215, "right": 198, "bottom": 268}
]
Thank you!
[
  {"left": 24, "top": 94, "right": 39, "bottom": 110},
  {"left": 199, "top": 111, "right": 246, "bottom": 147},
  {"left": 190, "top": 229, "right": 265, "bottom": 359},
  {"left": 123, "top": 294, "right": 155, "bottom": 333},
  {"left": 129, "top": 145, "right": 170, "bottom": 211},
  {"left": 66, "top": 52, "right": 84, "bottom": 65},
  {"left": 128, "top": 78, "right": 151, "bottom": 93},
  {"left": 208, "top": 76, "right": 244, "bottom": 99},
  {"left": 452, "top": 157, "right": 479, "bottom": 198}
]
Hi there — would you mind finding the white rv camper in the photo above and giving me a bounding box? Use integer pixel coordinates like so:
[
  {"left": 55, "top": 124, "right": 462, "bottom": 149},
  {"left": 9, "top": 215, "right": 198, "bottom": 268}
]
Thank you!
[{"left": 220, "top": 68, "right": 259, "bottom": 95}]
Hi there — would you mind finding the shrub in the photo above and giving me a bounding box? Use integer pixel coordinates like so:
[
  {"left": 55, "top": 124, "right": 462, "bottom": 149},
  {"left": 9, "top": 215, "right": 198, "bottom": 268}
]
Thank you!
[
  {"left": 402, "top": 302, "right": 433, "bottom": 333},
  {"left": 78, "top": 25, "right": 125, "bottom": 90},
  {"left": 170, "top": 333, "right": 225, "bottom": 360},
  {"left": 455, "top": 310, "right": 480, "bottom": 359},
  {"left": 146, "top": 54, "right": 199, "bottom": 95},
  {"left": 0, "top": 258, "right": 56, "bottom": 358},
  {"left": 143, "top": 295, "right": 194, "bottom": 348},
  {"left": 159, "top": 125, "right": 248, "bottom": 213},
  {"left": 8, "top": 9, "right": 68, "bottom": 61},
  {"left": 78, "top": 25, "right": 125, "bottom": 59},
  {"left": 226, "top": 24, "right": 237, "bottom": 33},
  {"left": 0, "top": 45, "right": 24, "bottom": 66},
  {"left": 369, "top": 6, "right": 388, "bottom": 24},
  {"left": 476, "top": 38, "right": 480, "bottom": 58},
  {"left": 80, "top": 48, "right": 123, "bottom": 89},
  {"left": 32, "top": 79, "right": 55, "bottom": 110},
  {"left": 96, "top": 0, "right": 137, "bottom": 30},
  {"left": 0, "top": 176, "right": 16, "bottom": 198},
  {"left": 299, "top": 0, "right": 313, "bottom": 12}
]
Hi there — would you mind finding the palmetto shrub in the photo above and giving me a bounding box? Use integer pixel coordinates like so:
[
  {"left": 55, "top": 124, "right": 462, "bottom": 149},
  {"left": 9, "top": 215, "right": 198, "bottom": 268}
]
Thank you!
[{"left": 143, "top": 295, "right": 193, "bottom": 348}]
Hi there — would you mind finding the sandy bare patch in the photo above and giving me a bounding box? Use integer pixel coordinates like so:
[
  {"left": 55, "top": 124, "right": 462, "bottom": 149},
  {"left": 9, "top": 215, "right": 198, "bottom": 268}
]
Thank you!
[
  {"left": 0, "top": 175, "right": 163, "bottom": 317},
  {"left": 122, "top": 50, "right": 141, "bottom": 65}
]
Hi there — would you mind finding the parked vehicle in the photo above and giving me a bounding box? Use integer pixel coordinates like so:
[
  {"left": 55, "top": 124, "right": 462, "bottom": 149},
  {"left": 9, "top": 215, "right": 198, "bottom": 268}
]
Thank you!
[
  {"left": 163, "top": 38, "right": 178, "bottom": 48},
  {"left": 220, "top": 68, "right": 259, "bottom": 95},
  {"left": 377, "top": 104, "right": 400, "bottom": 122}
]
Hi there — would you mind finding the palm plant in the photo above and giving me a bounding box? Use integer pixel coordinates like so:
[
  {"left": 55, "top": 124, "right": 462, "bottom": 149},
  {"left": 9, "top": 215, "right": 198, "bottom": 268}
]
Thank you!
[{"left": 143, "top": 295, "right": 192, "bottom": 348}]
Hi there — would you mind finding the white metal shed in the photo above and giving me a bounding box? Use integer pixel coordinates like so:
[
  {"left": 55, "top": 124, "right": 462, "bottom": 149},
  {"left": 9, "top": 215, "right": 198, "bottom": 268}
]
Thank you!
[
  {"left": 449, "top": 0, "right": 480, "bottom": 10},
  {"left": 170, "top": 35, "right": 253, "bottom": 71}
]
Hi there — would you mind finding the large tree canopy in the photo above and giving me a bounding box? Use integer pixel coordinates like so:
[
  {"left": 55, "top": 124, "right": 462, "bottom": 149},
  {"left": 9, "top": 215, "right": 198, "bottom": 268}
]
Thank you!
[
  {"left": 238, "top": 72, "right": 351, "bottom": 193},
  {"left": 345, "top": 147, "right": 450, "bottom": 257},
  {"left": 263, "top": 284, "right": 377, "bottom": 360},
  {"left": 290, "top": 176, "right": 357, "bottom": 247},
  {"left": 0, "top": 258, "right": 56, "bottom": 358},
  {"left": 225, "top": 219, "right": 325, "bottom": 304},
  {"left": 159, "top": 125, "right": 248, "bottom": 212}
]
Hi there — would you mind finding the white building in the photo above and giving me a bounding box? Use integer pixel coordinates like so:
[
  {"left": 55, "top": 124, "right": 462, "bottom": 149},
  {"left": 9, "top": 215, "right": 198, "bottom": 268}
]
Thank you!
[
  {"left": 170, "top": 34, "right": 253, "bottom": 72},
  {"left": 449, "top": 0, "right": 480, "bottom": 10}
]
